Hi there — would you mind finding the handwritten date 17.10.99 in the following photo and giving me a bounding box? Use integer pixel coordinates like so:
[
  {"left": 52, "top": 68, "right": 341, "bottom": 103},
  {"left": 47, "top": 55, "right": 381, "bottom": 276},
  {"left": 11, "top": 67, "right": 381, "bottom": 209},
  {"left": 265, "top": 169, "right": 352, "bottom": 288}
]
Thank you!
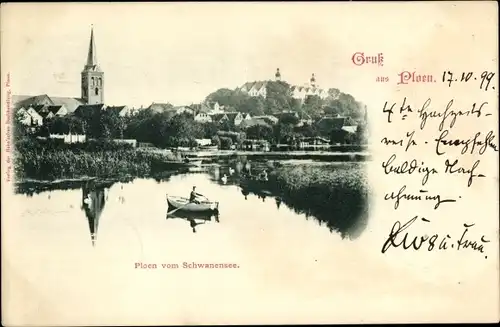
[{"left": 442, "top": 71, "right": 495, "bottom": 91}]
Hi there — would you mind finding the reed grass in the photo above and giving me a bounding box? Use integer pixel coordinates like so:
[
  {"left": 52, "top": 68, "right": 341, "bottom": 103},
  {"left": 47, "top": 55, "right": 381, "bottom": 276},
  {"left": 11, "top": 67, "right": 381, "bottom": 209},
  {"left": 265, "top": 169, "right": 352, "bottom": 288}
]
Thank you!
[
  {"left": 271, "top": 163, "right": 369, "bottom": 239},
  {"left": 15, "top": 142, "right": 181, "bottom": 180}
]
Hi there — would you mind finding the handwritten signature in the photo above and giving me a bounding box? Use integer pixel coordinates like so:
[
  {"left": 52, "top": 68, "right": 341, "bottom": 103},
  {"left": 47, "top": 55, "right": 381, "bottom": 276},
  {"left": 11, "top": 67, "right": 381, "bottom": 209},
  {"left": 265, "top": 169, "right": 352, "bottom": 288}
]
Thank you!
[{"left": 381, "top": 216, "right": 490, "bottom": 256}]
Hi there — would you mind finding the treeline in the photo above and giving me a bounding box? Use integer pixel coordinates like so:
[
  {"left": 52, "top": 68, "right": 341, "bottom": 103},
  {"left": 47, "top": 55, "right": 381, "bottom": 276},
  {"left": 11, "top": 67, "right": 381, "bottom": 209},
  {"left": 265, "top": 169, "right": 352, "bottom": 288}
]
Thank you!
[
  {"left": 205, "top": 81, "right": 366, "bottom": 121},
  {"left": 16, "top": 81, "right": 368, "bottom": 149},
  {"left": 17, "top": 109, "right": 367, "bottom": 150}
]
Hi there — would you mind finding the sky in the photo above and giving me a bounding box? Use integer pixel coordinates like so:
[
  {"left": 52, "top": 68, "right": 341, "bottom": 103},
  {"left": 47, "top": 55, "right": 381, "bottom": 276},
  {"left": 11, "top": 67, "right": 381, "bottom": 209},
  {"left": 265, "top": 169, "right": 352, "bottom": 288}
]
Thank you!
[{"left": 2, "top": 2, "right": 494, "bottom": 109}]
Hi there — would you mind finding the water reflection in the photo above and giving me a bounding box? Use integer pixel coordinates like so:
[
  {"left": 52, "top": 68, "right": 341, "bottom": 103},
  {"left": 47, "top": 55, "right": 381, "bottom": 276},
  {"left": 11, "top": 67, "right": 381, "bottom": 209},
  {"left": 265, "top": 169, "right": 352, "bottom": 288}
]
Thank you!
[
  {"left": 14, "top": 158, "right": 368, "bottom": 240},
  {"left": 166, "top": 210, "right": 220, "bottom": 233},
  {"left": 81, "top": 181, "right": 107, "bottom": 247}
]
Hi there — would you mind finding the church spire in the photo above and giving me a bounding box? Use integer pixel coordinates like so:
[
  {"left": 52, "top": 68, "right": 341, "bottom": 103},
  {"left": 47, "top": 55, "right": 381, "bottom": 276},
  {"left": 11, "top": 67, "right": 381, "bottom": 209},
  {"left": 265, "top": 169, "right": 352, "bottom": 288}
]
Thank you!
[
  {"left": 81, "top": 24, "right": 104, "bottom": 104},
  {"left": 86, "top": 25, "right": 98, "bottom": 68},
  {"left": 275, "top": 68, "right": 281, "bottom": 81}
]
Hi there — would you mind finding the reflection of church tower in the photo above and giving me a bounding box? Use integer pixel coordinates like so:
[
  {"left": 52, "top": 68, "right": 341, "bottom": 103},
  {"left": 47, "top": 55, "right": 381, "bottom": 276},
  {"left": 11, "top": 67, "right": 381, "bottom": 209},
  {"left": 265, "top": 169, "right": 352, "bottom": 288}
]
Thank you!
[
  {"left": 310, "top": 73, "right": 316, "bottom": 87},
  {"left": 275, "top": 68, "right": 281, "bottom": 81},
  {"left": 82, "top": 184, "right": 106, "bottom": 247},
  {"left": 81, "top": 25, "right": 104, "bottom": 104}
]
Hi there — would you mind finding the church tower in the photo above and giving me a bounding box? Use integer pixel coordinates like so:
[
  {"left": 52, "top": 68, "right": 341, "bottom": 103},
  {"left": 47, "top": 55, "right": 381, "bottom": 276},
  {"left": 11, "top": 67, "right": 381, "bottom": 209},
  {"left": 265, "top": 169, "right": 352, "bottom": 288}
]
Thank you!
[
  {"left": 310, "top": 73, "right": 316, "bottom": 87},
  {"left": 81, "top": 26, "right": 104, "bottom": 104}
]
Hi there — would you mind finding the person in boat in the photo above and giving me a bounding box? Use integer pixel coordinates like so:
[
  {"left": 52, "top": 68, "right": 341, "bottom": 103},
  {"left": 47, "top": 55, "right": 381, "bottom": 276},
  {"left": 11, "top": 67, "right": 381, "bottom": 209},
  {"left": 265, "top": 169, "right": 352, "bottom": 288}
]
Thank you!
[{"left": 189, "top": 186, "right": 205, "bottom": 204}]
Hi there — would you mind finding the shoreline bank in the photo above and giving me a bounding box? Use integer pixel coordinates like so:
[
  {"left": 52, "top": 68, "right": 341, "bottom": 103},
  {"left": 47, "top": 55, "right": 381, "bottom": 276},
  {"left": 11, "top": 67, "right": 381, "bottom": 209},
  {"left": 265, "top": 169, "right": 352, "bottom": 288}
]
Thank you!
[{"left": 178, "top": 150, "right": 371, "bottom": 161}]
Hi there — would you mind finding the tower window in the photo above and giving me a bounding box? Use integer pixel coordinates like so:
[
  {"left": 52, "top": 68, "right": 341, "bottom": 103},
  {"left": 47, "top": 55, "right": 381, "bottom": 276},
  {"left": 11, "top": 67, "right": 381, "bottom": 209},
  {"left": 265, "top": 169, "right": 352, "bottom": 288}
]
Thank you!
[
  {"left": 95, "top": 88, "right": 99, "bottom": 95},
  {"left": 91, "top": 77, "right": 95, "bottom": 86},
  {"left": 99, "top": 78, "right": 102, "bottom": 86}
]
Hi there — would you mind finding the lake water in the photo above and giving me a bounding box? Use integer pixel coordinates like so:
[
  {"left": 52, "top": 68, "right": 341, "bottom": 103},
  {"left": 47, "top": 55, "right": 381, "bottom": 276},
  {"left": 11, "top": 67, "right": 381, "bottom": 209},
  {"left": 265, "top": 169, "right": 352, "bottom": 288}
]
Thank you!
[{"left": 5, "top": 160, "right": 370, "bottom": 324}]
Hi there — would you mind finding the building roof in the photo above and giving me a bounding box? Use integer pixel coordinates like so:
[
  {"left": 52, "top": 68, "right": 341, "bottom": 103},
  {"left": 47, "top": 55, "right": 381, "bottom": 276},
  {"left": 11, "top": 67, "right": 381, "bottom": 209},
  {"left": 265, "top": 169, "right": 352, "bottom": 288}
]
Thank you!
[
  {"left": 253, "top": 115, "right": 279, "bottom": 124},
  {"left": 274, "top": 111, "right": 299, "bottom": 120},
  {"left": 106, "top": 105, "right": 128, "bottom": 115},
  {"left": 239, "top": 81, "right": 268, "bottom": 92},
  {"left": 300, "top": 136, "right": 330, "bottom": 143},
  {"left": 225, "top": 112, "right": 241, "bottom": 122},
  {"left": 50, "top": 97, "right": 86, "bottom": 113},
  {"left": 47, "top": 105, "right": 65, "bottom": 114},
  {"left": 13, "top": 94, "right": 52, "bottom": 109},
  {"left": 239, "top": 118, "right": 271, "bottom": 129},
  {"left": 211, "top": 113, "right": 228, "bottom": 122},
  {"left": 315, "top": 116, "right": 357, "bottom": 134},
  {"left": 148, "top": 103, "right": 174, "bottom": 113},
  {"left": 192, "top": 102, "right": 212, "bottom": 113},
  {"left": 342, "top": 126, "right": 358, "bottom": 134},
  {"left": 83, "top": 26, "right": 101, "bottom": 73},
  {"left": 13, "top": 94, "right": 85, "bottom": 113},
  {"left": 172, "top": 105, "right": 193, "bottom": 112},
  {"left": 74, "top": 104, "right": 106, "bottom": 117}
]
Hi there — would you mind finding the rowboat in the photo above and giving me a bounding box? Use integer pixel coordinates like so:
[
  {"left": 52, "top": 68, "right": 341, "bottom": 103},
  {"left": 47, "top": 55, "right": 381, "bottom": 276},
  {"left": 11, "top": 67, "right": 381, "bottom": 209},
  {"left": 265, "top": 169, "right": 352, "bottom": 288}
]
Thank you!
[
  {"left": 167, "top": 210, "right": 216, "bottom": 222},
  {"left": 183, "top": 157, "right": 203, "bottom": 167},
  {"left": 167, "top": 195, "right": 219, "bottom": 212}
]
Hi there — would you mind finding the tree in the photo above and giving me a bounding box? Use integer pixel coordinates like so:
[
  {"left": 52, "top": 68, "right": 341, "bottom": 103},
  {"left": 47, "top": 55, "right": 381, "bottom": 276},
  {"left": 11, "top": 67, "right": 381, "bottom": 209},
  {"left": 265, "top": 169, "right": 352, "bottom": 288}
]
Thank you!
[
  {"left": 239, "top": 96, "right": 266, "bottom": 116},
  {"left": 203, "top": 122, "right": 219, "bottom": 138},
  {"left": 278, "top": 113, "right": 300, "bottom": 126},
  {"left": 327, "top": 88, "right": 340, "bottom": 99},
  {"left": 205, "top": 88, "right": 250, "bottom": 109},
  {"left": 246, "top": 124, "right": 273, "bottom": 140},
  {"left": 323, "top": 105, "right": 341, "bottom": 116},
  {"left": 330, "top": 129, "right": 354, "bottom": 144},
  {"left": 264, "top": 81, "right": 293, "bottom": 114},
  {"left": 273, "top": 123, "right": 296, "bottom": 144},
  {"left": 99, "top": 110, "right": 126, "bottom": 139},
  {"left": 219, "top": 119, "right": 233, "bottom": 132},
  {"left": 354, "top": 123, "right": 367, "bottom": 144},
  {"left": 302, "top": 95, "right": 324, "bottom": 119},
  {"left": 211, "top": 135, "right": 221, "bottom": 148},
  {"left": 294, "top": 123, "right": 319, "bottom": 138},
  {"left": 163, "top": 113, "right": 203, "bottom": 147},
  {"left": 220, "top": 136, "right": 233, "bottom": 150}
]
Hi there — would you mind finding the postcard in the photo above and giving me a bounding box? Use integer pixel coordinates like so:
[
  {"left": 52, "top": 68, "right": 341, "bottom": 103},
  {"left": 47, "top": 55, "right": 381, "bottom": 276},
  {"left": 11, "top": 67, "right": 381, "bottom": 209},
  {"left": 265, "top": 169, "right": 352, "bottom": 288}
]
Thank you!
[{"left": 1, "top": 2, "right": 498, "bottom": 325}]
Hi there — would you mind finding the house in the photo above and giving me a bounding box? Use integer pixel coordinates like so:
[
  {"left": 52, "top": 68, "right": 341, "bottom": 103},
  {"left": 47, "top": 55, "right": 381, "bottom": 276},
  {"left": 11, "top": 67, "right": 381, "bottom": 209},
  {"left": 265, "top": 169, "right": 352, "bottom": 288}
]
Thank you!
[
  {"left": 239, "top": 81, "right": 267, "bottom": 97},
  {"left": 211, "top": 113, "right": 229, "bottom": 124},
  {"left": 15, "top": 106, "right": 43, "bottom": 126},
  {"left": 290, "top": 86, "right": 328, "bottom": 100},
  {"left": 315, "top": 115, "right": 358, "bottom": 137},
  {"left": 106, "top": 105, "right": 130, "bottom": 117},
  {"left": 148, "top": 102, "right": 174, "bottom": 114},
  {"left": 195, "top": 139, "right": 212, "bottom": 147},
  {"left": 252, "top": 115, "right": 279, "bottom": 125},
  {"left": 172, "top": 106, "right": 194, "bottom": 116},
  {"left": 239, "top": 118, "right": 272, "bottom": 130},
  {"left": 219, "top": 112, "right": 251, "bottom": 127},
  {"left": 147, "top": 103, "right": 194, "bottom": 117},
  {"left": 242, "top": 139, "right": 270, "bottom": 152},
  {"left": 341, "top": 125, "right": 358, "bottom": 134},
  {"left": 211, "top": 101, "right": 224, "bottom": 113},
  {"left": 194, "top": 112, "right": 212, "bottom": 123},
  {"left": 74, "top": 104, "right": 107, "bottom": 117},
  {"left": 13, "top": 94, "right": 85, "bottom": 115},
  {"left": 298, "top": 136, "right": 331, "bottom": 150},
  {"left": 46, "top": 105, "right": 68, "bottom": 117},
  {"left": 237, "top": 70, "right": 328, "bottom": 100}
]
